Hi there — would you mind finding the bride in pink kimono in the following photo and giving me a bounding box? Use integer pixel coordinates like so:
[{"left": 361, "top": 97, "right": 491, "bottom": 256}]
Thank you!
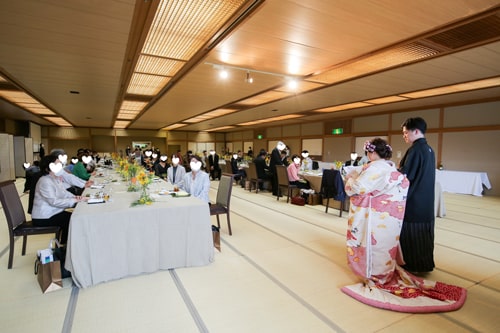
[{"left": 341, "top": 138, "right": 466, "bottom": 313}]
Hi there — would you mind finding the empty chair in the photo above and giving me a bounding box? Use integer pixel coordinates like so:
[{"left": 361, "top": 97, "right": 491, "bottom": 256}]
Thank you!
[
  {"left": 320, "top": 169, "right": 347, "bottom": 216},
  {"left": 275, "top": 165, "right": 297, "bottom": 202},
  {"left": 210, "top": 174, "right": 234, "bottom": 235},
  {"left": 0, "top": 180, "right": 61, "bottom": 269}
]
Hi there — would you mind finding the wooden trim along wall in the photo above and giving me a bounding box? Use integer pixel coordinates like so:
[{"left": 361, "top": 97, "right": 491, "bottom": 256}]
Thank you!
[{"left": 1, "top": 99, "right": 498, "bottom": 195}]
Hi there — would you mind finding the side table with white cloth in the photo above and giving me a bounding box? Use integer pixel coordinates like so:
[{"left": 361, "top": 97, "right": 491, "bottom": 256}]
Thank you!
[
  {"left": 435, "top": 181, "right": 446, "bottom": 217},
  {"left": 300, "top": 169, "right": 446, "bottom": 218},
  {"left": 65, "top": 176, "right": 214, "bottom": 288},
  {"left": 435, "top": 169, "right": 491, "bottom": 196}
]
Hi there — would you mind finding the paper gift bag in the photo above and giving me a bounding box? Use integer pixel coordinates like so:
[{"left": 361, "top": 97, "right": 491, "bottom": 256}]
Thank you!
[
  {"left": 212, "top": 225, "right": 221, "bottom": 252},
  {"left": 35, "top": 259, "right": 63, "bottom": 293},
  {"left": 307, "top": 193, "right": 320, "bottom": 205}
]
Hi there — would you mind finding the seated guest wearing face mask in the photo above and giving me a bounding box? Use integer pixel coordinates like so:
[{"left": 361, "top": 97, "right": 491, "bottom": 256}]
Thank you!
[
  {"left": 167, "top": 153, "right": 186, "bottom": 188},
  {"left": 300, "top": 150, "right": 313, "bottom": 171},
  {"left": 345, "top": 152, "right": 360, "bottom": 166},
  {"left": 182, "top": 155, "right": 210, "bottom": 203},
  {"left": 31, "top": 155, "right": 88, "bottom": 244},
  {"left": 287, "top": 154, "right": 311, "bottom": 189},
  {"left": 230, "top": 153, "right": 246, "bottom": 182},
  {"left": 154, "top": 155, "right": 170, "bottom": 180}
]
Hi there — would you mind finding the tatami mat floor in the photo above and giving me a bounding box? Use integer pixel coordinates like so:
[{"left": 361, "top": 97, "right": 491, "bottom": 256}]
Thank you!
[{"left": 1, "top": 178, "right": 499, "bottom": 333}]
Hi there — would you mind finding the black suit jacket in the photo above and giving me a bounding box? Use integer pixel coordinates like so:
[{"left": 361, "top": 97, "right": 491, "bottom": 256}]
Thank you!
[{"left": 208, "top": 154, "right": 220, "bottom": 170}]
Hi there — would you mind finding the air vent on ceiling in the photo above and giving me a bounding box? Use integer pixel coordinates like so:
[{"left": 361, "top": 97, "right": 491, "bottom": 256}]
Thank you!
[{"left": 424, "top": 12, "right": 500, "bottom": 49}]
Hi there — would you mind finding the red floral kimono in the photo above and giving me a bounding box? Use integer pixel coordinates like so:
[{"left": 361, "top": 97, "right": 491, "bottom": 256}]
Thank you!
[{"left": 342, "top": 160, "right": 466, "bottom": 313}]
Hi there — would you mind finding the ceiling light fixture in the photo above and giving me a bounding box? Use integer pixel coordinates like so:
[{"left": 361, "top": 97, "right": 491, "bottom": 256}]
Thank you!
[
  {"left": 245, "top": 71, "right": 254, "bottom": 83},
  {"left": 219, "top": 67, "right": 229, "bottom": 79},
  {"left": 206, "top": 62, "right": 299, "bottom": 83},
  {"left": 287, "top": 78, "right": 298, "bottom": 90}
]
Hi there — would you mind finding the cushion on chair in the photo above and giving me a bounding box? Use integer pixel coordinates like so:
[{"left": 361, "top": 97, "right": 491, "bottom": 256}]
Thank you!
[
  {"left": 210, "top": 204, "right": 228, "bottom": 215},
  {"left": 14, "top": 221, "right": 60, "bottom": 236}
]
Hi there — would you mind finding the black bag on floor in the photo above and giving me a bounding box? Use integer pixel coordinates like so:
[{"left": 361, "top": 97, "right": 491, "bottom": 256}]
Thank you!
[
  {"left": 53, "top": 246, "right": 71, "bottom": 279},
  {"left": 212, "top": 225, "right": 221, "bottom": 252}
]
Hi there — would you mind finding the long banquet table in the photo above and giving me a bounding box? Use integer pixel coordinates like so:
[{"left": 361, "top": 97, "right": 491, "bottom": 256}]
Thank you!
[
  {"left": 435, "top": 169, "right": 491, "bottom": 196},
  {"left": 65, "top": 173, "right": 214, "bottom": 288}
]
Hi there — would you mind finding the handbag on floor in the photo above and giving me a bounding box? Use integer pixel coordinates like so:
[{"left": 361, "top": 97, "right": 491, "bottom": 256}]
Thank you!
[{"left": 291, "top": 196, "right": 305, "bottom": 206}]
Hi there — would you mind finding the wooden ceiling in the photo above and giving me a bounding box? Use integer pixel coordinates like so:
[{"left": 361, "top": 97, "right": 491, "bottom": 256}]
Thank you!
[{"left": 1, "top": 0, "right": 500, "bottom": 132}]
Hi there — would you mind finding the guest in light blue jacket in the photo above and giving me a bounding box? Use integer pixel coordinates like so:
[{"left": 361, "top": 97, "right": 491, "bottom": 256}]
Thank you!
[
  {"left": 167, "top": 153, "right": 186, "bottom": 188},
  {"left": 182, "top": 155, "right": 210, "bottom": 203}
]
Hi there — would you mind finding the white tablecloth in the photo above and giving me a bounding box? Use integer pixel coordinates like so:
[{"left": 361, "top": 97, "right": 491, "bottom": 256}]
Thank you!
[
  {"left": 65, "top": 176, "right": 214, "bottom": 288},
  {"left": 435, "top": 182, "right": 446, "bottom": 217},
  {"left": 436, "top": 170, "right": 491, "bottom": 196}
]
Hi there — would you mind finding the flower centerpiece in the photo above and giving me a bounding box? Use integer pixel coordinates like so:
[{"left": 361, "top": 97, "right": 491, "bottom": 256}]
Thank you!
[
  {"left": 126, "top": 162, "right": 141, "bottom": 192},
  {"left": 116, "top": 157, "right": 130, "bottom": 179},
  {"left": 131, "top": 168, "right": 154, "bottom": 206},
  {"left": 334, "top": 160, "right": 343, "bottom": 170}
]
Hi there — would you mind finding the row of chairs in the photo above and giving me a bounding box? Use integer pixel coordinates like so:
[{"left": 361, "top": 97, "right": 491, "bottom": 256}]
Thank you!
[{"left": 244, "top": 163, "right": 347, "bottom": 215}]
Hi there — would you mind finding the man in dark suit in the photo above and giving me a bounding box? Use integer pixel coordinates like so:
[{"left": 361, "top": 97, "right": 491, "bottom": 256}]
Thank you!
[
  {"left": 269, "top": 141, "right": 286, "bottom": 195},
  {"left": 207, "top": 149, "right": 221, "bottom": 180},
  {"left": 345, "top": 152, "right": 360, "bottom": 166}
]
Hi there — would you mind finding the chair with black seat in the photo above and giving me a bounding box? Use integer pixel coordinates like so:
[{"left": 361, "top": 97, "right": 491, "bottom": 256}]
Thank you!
[
  {"left": 320, "top": 169, "right": 347, "bottom": 217},
  {"left": 246, "top": 162, "right": 264, "bottom": 193},
  {"left": 210, "top": 173, "right": 234, "bottom": 235},
  {"left": 0, "top": 180, "right": 61, "bottom": 269},
  {"left": 275, "top": 165, "right": 297, "bottom": 202}
]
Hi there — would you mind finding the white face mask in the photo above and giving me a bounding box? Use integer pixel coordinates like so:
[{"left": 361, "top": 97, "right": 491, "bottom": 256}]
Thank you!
[
  {"left": 160, "top": 155, "right": 168, "bottom": 162},
  {"left": 210, "top": 150, "right": 215, "bottom": 155},
  {"left": 233, "top": 154, "right": 238, "bottom": 159},
  {"left": 71, "top": 158, "right": 78, "bottom": 164},
  {"left": 190, "top": 161, "right": 202, "bottom": 172},
  {"left": 152, "top": 153, "right": 158, "bottom": 159},
  {"left": 172, "top": 157, "right": 179, "bottom": 165},
  {"left": 293, "top": 158, "right": 301, "bottom": 165},
  {"left": 301, "top": 152, "right": 309, "bottom": 158},
  {"left": 82, "top": 155, "right": 92, "bottom": 164},
  {"left": 49, "top": 162, "right": 64, "bottom": 176}
]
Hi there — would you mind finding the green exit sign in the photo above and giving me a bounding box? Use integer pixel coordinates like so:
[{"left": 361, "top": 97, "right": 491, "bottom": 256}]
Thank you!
[
  {"left": 332, "top": 128, "right": 343, "bottom": 135},
  {"left": 257, "top": 134, "right": 263, "bottom": 139}
]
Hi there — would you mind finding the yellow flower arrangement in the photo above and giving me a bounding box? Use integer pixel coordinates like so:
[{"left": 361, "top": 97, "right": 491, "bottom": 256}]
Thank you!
[
  {"left": 113, "top": 157, "right": 154, "bottom": 206},
  {"left": 131, "top": 169, "right": 154, "bottom": 206}
]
